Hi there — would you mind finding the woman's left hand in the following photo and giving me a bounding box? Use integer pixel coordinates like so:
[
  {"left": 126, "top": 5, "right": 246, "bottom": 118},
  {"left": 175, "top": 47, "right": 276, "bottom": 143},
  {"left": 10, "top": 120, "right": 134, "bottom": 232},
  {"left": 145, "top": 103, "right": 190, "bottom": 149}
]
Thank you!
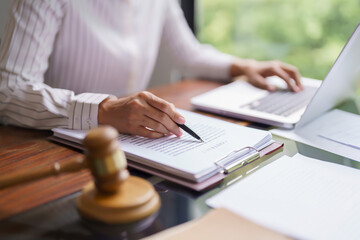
[{"left": 230, "top": 59, "right": 303, "bottom": 92}]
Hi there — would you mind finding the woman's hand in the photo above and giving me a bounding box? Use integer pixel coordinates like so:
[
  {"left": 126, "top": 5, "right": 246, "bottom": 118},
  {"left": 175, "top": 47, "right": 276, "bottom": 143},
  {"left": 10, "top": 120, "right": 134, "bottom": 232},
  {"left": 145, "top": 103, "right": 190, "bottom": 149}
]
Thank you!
[
  {"left": 98, "top": 91, "right": 185, "bottom": 138},
  {"left": 230, "top": 59, "right": 303, "bottom": 92}
]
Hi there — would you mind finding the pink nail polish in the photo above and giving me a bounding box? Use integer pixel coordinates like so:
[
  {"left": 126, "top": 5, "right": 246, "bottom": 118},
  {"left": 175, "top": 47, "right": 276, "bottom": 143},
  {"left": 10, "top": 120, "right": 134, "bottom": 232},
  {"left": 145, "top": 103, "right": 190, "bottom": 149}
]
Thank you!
[
  {"left": 177, "top": 116, "right": 185, "bottom": 124},
  {"left": 177, "top": 128, "right": 183, "bottom": 137}
]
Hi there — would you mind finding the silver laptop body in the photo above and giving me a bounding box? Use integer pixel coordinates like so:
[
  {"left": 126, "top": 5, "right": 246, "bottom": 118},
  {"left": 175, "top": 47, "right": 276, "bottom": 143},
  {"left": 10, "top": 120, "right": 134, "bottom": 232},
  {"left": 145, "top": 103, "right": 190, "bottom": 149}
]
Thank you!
[{"left": 191, "top": 24, "right": 360, "bottom": 129}]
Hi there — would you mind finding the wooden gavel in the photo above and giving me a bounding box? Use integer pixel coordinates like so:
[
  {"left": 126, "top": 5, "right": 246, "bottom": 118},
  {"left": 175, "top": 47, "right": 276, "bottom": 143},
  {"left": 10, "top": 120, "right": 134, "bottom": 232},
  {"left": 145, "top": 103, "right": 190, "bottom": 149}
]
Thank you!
[
  {"left": 0, "top": 126, "right": 127, "bottom": 192},
  {"left": 0, "top": 126, "right": 161, "bottom": 224}
]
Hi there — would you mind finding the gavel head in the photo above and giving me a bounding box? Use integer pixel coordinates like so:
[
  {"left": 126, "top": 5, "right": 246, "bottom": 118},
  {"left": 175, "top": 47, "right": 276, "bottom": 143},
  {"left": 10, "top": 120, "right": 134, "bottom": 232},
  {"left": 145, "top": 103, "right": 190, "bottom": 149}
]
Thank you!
[
  {"left": 78, "top": 126, "right": 161, "bottom": 224},
  {"left": 83, "top": 126, "right": 129, "bottom": 194}
]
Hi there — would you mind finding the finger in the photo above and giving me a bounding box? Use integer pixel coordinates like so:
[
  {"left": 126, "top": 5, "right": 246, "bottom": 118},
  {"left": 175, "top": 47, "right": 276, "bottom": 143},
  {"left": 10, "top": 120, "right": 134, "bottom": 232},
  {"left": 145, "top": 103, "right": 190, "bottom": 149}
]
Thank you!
[
  {"left": 249, "top": 73, "right": 276, "bottom": 92},
  {"left": 281, "top": 62, "right": 303, "bottom": 90},
  {"left": 132, "top": 126, "right": 165, "bottom": 139},
  {"left": 140, "top": 92, "right": 185, "bottom": 124},
  {"left": 268, "top": 66, "right": 299, "bottom": 92},
  {"left": 141, "top": 115, "right": 170, "bottom": 135},
  {"left": 143, "top": 104, "right": 182, "bottom": 137}
]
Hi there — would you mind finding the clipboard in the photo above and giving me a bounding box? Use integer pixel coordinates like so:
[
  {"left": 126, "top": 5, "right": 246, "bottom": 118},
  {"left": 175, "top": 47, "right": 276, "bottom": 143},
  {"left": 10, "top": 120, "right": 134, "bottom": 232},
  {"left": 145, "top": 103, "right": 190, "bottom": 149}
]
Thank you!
[{"left": 48, "top": 136, "right": 283, "bottom": 191}]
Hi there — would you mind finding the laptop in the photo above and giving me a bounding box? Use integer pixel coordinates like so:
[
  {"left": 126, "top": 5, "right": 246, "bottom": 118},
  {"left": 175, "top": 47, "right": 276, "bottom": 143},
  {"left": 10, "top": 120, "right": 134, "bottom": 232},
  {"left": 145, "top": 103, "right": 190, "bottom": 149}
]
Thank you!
[{"left": 191, "top": 24, "right": 360, "bottom": 129}]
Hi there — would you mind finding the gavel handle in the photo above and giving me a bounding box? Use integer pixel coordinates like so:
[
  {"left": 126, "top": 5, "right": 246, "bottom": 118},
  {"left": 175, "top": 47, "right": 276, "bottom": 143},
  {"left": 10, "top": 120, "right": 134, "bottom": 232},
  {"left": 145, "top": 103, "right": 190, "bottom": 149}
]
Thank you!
[{"left": 0, "top": 158, "right": 88, "bottom": 190}]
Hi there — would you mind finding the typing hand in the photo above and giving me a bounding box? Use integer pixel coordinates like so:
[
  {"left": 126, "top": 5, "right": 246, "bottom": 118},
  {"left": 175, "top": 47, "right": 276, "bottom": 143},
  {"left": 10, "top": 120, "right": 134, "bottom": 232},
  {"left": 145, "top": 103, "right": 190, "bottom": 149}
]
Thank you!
[
  {"left": 98, "top": 91, "right": 185, "bottom": 138},
  {"left": 230, "top": 59, "right": 303, "bottom": 92}
]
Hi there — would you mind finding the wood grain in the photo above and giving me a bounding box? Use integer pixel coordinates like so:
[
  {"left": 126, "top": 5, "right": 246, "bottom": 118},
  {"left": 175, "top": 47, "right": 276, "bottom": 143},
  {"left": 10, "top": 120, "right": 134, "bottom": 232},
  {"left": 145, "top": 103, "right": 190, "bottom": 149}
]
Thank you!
[
  {"left": 0, "top": 79, "right": 246, "bottom": 221},
  {"left": 0, "top": 126, "right": 92, "bottom": 220}
]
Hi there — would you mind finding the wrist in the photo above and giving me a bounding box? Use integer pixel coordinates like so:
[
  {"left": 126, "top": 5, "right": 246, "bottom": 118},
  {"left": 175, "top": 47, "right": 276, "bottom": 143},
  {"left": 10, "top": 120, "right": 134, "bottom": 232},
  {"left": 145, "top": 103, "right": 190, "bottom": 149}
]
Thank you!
[
  {"left": 229, "top": 59, "right": 257, "bottom": 77},
  {"left": 98, "top": 96, "right": 117, "bottom": 125}
]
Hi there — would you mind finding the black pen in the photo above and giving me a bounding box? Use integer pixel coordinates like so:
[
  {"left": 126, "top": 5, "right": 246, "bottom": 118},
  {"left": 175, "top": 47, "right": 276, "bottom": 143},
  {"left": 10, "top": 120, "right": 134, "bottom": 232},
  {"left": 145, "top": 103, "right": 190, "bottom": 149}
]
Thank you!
[{"left": 176, "top": 123, "right": 204, "bottom": 142}]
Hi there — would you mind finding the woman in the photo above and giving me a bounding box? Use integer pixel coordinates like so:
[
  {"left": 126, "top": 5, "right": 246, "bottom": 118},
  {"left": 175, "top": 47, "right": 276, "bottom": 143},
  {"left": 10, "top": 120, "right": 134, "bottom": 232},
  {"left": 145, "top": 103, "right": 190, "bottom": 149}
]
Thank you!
[{"left": 0, "top": 0, "right": 302, "bottom": 138}]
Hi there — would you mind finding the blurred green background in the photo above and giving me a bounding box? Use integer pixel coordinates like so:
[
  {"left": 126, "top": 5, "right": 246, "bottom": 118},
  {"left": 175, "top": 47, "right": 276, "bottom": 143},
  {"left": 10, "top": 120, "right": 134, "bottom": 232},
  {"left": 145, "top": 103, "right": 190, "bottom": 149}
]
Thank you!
[{"left": 197, "top": 0, "right": 360, "bottom": 80}]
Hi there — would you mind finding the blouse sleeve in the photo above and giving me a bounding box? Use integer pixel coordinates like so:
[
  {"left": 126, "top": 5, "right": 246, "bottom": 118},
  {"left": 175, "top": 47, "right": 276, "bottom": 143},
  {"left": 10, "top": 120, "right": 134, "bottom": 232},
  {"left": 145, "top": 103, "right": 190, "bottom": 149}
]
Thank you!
[
  {"left": 161, "top": 0, "right": 235, "bottom": 81},
  {"left": 0, "top": 0, "right": 108, "bottom": 130}
]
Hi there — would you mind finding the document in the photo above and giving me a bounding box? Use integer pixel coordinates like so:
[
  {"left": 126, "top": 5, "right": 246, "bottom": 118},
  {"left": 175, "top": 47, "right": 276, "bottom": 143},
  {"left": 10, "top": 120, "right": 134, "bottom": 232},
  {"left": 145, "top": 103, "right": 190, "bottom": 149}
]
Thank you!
[
  {"left": 317, "top": 109, "right": 360, "bottom": 149},
  {"left": 207, "top": 154, "right": 360, "bottom": 240},
  {"left": 271, "top": 109, "right": 360, "bottom": 162},
  {"left": 120, "top": 121, "right": 228, "bottom": 158},
  {"left": 52, "top": 109, "right": 276, "bottom": 188}
]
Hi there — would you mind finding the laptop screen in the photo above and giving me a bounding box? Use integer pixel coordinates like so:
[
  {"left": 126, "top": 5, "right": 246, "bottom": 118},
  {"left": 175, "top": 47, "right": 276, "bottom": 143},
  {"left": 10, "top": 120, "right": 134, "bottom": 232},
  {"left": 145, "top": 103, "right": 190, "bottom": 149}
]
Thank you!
[{"left": 296, "top": 23, "right": 360, "bottom": 128}]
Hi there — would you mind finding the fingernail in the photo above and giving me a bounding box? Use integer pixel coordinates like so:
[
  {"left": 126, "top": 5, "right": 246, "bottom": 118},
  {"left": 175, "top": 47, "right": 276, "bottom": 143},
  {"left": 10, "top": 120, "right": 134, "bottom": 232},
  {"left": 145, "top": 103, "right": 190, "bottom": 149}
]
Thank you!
[
  {"left": 177, "top": 116, "right": 186, "bottom": 124},
  {"left": 176, "top": 128, "right": 183, "bottom": 137},
  {"left": 267, "top": 85, "right": 276, "bottom": 92},
  {"left": 293, "top": 85, "right": 300, "bottom": 92}
]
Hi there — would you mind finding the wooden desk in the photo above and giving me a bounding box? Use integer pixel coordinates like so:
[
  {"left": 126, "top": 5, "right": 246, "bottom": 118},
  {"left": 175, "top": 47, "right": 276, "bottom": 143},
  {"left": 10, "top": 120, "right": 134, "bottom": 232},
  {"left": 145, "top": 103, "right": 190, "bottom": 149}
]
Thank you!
[
  {"left": 0, "top": 79, "right": 250, "bottom": 221},
  {"left": 2, "top": 79, "right": 357, "bottom": 239}
]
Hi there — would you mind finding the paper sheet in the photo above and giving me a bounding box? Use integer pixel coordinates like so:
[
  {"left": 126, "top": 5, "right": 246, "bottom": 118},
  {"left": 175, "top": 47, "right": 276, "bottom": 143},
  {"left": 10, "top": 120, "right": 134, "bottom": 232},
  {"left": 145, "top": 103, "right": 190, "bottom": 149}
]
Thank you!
[
  {"left": 119, "top": 122, "right": 226, "bottom": 157},
  {"left": 207, "top": 154, "right": 360, "bottom": 240},
  {"left": 271, "top": 109, "right": 360, "bottom": 162},
  {"left": 317, "top": 109, "right": 360, "bottom": 149}
]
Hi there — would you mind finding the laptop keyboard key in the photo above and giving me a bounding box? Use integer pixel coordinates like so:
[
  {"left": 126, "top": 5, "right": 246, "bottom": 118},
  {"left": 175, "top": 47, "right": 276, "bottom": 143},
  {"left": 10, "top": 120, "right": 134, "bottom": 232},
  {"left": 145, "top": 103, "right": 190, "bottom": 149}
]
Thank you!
[{"left": 241, "top": 87, "right": 317, "bottom": 117}]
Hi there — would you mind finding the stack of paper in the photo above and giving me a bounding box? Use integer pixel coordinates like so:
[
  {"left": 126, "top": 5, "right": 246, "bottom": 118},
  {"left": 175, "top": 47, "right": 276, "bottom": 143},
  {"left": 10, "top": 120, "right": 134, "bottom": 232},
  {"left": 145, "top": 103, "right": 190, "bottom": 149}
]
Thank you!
[
  {"left": 207, "top": 154, "right": 360, "bottom": 240},
  {"left": 51, "top": 109, "right": 279, "bottom": 191}
]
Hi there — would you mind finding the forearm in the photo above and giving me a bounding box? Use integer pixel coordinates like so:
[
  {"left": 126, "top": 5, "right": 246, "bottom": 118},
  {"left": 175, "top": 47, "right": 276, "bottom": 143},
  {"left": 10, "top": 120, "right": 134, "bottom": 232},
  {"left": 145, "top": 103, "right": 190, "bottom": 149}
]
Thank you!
[
  {"left": 0, "top": 0, "right": 110, "bottom": 130},
  {"left": 0, "top": 72, "right": 109, "bottom": 129},
  {"left": 162, "top": 0, "right": 234, "bottom": 81},
  {"left": 175, "top": 45, "right": 235, "bottom": 81}
]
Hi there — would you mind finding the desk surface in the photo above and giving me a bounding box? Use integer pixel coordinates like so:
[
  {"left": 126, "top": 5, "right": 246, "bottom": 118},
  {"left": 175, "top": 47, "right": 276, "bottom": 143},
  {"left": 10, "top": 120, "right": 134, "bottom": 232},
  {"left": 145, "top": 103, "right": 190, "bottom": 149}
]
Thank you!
[{"left": 0, "top": 79, "right": 358, "bottom": 239}]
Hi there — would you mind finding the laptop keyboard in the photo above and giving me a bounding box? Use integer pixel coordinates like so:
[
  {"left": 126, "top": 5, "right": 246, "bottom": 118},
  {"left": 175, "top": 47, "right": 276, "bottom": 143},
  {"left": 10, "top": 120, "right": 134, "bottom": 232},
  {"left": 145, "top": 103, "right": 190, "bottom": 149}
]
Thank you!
[{"left": 241, "top": 87, "right": 318, "bottom": 117}]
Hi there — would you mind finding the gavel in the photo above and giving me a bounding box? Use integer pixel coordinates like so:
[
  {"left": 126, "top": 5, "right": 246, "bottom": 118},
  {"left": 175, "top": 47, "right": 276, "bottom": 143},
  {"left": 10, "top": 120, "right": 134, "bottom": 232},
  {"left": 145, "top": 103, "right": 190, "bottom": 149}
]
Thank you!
[{"left": 0, "top": 126, "right": 161, "bottom": 224}]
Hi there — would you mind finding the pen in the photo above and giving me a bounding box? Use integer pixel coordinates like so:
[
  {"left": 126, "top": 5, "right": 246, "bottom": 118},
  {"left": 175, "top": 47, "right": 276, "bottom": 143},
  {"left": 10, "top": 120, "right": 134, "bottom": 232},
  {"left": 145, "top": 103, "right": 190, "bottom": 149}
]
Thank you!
[{"left": 176, "top": 123, "right": 204, "bottom": 142}]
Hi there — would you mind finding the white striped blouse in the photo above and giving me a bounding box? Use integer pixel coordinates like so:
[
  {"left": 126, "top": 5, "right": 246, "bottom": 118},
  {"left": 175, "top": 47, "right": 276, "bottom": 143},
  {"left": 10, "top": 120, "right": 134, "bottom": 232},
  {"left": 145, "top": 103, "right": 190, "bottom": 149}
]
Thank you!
[{"left": 0, "top": 0, "right": 233, "bottom": 130}]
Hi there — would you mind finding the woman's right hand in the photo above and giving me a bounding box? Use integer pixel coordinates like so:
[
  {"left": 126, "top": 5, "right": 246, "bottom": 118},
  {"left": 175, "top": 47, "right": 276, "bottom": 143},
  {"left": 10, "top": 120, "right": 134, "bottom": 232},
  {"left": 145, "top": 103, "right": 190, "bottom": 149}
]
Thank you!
[{"left": 98, "top": 91, "right": 186, "bottom": 138}]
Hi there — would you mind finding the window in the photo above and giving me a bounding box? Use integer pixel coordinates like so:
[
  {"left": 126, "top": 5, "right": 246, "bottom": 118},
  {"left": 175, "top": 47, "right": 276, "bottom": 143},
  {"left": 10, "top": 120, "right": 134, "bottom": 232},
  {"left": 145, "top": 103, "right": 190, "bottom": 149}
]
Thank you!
[{"left": 197, "top": 0, "right": 360, "bottom": 80}]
